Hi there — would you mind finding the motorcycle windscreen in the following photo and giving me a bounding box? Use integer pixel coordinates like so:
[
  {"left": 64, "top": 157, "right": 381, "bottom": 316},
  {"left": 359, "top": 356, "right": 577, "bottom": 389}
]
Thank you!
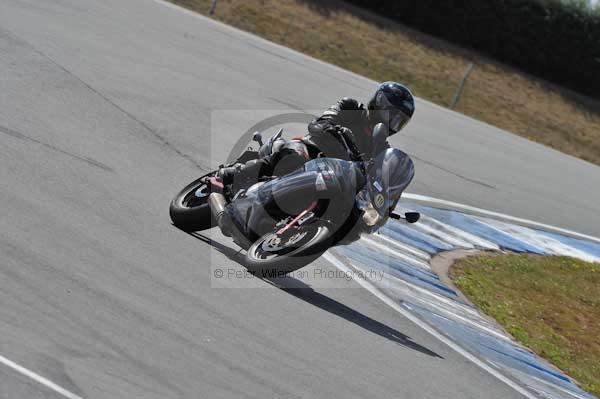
[{"left": 368, "top": 148, "right": 415, "bottom": 216}]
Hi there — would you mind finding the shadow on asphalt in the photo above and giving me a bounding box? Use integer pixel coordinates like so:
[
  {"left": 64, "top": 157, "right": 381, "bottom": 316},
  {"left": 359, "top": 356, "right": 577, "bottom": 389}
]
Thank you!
[
  {"left": 185, "top": 229, "right": 443, "bottom": 359},
  {"left": 187, "top": 231, "right": 244, "bottom": 261},
  {"left": 267, "top": 277, "right": 443, "bottom": 359}
]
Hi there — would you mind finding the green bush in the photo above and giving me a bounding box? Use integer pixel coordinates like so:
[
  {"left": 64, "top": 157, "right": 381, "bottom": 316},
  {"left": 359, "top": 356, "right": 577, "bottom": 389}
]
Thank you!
[{"left": 343, "top": 0, "right": 600, "bottom": 99}]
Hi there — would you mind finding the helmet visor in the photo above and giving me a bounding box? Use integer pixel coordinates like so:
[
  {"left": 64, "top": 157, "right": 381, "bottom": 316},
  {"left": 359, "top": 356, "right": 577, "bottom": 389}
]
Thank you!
[{"left": 389, "top": 111, "right": 410, "bottom": 133}]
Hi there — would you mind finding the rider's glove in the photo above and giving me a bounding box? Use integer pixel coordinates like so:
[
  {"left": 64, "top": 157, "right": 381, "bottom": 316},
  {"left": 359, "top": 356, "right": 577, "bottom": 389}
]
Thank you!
[{"left": 333, "top": 126, "right": 364, "bottom": 162}]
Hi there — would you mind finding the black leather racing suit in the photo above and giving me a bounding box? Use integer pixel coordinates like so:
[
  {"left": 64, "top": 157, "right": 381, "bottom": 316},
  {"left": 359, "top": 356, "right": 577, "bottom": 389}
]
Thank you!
[
  {"left": 305, "top": 97, "right": 374, "bottom": 161},
  {"left": 223, "top": 98, "right": 398, "bottom": 245},
  {"left": 226, "top": 98, "right": 376, "bottom": 187}
]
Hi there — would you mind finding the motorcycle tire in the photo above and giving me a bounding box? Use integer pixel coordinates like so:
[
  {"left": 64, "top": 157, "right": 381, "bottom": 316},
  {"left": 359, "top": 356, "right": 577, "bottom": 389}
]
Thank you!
[
  {"left": 169, "top": 174, "right": 216, "bottom": 231},
  {"left": 244, "top": 224, "right": 332, "bottom": 275}
]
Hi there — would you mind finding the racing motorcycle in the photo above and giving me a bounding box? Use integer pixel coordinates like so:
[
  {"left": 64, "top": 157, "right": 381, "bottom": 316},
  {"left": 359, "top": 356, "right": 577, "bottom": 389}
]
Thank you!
[{"left": 169, "top": 124, "right": 419, "bottom": 274}]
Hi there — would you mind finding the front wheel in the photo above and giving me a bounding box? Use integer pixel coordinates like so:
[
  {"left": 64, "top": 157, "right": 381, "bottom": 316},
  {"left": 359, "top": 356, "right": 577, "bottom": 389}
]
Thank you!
[
  {"left": 244, "top": 224, "right": 332, "bottom": 275},
  {"left": 170, "top": 173, "right": 216, "bottom": 231}
]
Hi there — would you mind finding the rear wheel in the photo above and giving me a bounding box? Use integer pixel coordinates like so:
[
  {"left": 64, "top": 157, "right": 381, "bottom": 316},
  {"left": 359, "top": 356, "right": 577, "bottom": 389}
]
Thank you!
[
  {"left": 245, "top": 224, "right": 332, "bottom": 275},
  {"left": 169, "top": 174, "right": 216, "bottom": 231}
]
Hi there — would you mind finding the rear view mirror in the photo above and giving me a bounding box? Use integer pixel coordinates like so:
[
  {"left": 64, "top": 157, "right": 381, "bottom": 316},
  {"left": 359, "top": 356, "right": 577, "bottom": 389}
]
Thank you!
[
  {"left": 389, "top": 211, "right": 420, "bottom": 223},
  {"left": 404, "top": 212, "right": 420, "bottom": 223},
  {"left": 252, "top": 131, "right": 263, "bottom": 146}
]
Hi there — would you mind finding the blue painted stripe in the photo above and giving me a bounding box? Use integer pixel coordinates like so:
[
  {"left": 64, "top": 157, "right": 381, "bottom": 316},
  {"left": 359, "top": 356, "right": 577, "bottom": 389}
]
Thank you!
[
  {"left": 406, "top": 205, "right": 550, "bottom": 254},
  {"left": 340, "top": 242, "right": 440, "bottom": 280},
  {"left": 334, "top": 245, "right": 459, "bottom": 298},
  {"left": 537, "top": 229, "right": 600, "bottom": 259},
  {"left": 404, "top": 301, "right": 594, "bottom": 397},
  {"left": 382, "top": 220, "right": 455, "bottom": 254}
]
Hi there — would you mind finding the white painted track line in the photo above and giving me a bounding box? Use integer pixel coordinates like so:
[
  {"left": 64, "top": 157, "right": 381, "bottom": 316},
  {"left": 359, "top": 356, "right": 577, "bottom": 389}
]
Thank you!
[
  {"left": 0, "top": 354, "right": 83, "bottom": 399},
  {"left": 323, "top": 253, "right": 538, "bottom": 399},
  {"left": 403, "top": 193, "right": 600, "bottom": 244}
]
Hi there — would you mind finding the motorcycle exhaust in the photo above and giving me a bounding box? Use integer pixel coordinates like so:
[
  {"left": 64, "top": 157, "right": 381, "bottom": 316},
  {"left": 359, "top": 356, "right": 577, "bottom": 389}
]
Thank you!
[
  {"left": 208, "top": 193, "right": 252, "bottom": 250},
  {"left": 208, "top": 193, "right": 231, "bottom": 237}
]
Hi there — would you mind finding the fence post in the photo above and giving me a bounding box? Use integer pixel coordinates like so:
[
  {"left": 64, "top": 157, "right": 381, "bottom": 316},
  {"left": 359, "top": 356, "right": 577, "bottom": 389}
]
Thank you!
[
  {"left": 281, "top": 13, "right": 296, "bottom": 44},
  {"left": 209, "top": 0, "right": 218, "bottom": 15},
  {"left": 450, "top": 63, "right": 474, "bottom": 110}
]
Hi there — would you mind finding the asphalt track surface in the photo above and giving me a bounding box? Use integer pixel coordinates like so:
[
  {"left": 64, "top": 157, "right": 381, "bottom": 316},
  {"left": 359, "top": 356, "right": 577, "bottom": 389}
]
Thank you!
[{"left": 1, "top": 1, "right": 599, "bottom": 398}]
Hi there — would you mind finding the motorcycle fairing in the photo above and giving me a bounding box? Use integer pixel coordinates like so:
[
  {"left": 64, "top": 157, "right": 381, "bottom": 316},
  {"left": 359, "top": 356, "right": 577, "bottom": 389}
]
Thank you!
[
  {"left": 359, "top": 148, "right": 414, "bottom": 219},
  {"left": 226, "top": 158, "right": 365, "bottom": 241}
]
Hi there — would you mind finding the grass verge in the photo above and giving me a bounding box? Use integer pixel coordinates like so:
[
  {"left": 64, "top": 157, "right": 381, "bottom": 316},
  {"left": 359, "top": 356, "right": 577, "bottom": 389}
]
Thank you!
[
  {"left": 450, "top": 254, "right": 600, "bottom": 396},
  {"left": 171, "top": 0, "right": 600, "bottom": 166}
]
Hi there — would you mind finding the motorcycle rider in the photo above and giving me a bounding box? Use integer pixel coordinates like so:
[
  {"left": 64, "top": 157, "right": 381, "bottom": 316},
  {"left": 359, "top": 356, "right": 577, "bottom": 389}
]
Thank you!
[{"left": 218, "top": 81, "right": 415, "bottom": 188}]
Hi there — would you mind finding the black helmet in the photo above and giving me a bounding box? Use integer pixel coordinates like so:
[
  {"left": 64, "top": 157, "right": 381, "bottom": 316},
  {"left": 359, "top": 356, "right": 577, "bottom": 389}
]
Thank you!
[{"left": 367, "top": 82, "right": 415, "bottom": 135}]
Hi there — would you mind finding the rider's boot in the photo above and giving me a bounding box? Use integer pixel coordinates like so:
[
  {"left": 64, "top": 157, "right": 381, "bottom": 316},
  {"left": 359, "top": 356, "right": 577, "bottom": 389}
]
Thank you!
[{"left": 217, "top": 159, "right": 267, "bottom": 191}]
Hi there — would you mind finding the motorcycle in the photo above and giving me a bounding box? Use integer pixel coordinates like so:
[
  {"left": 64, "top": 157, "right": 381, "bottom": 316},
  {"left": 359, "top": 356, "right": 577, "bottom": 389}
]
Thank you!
[{"left": 169, "top": 123, "right": 419, "bottom": 274}]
